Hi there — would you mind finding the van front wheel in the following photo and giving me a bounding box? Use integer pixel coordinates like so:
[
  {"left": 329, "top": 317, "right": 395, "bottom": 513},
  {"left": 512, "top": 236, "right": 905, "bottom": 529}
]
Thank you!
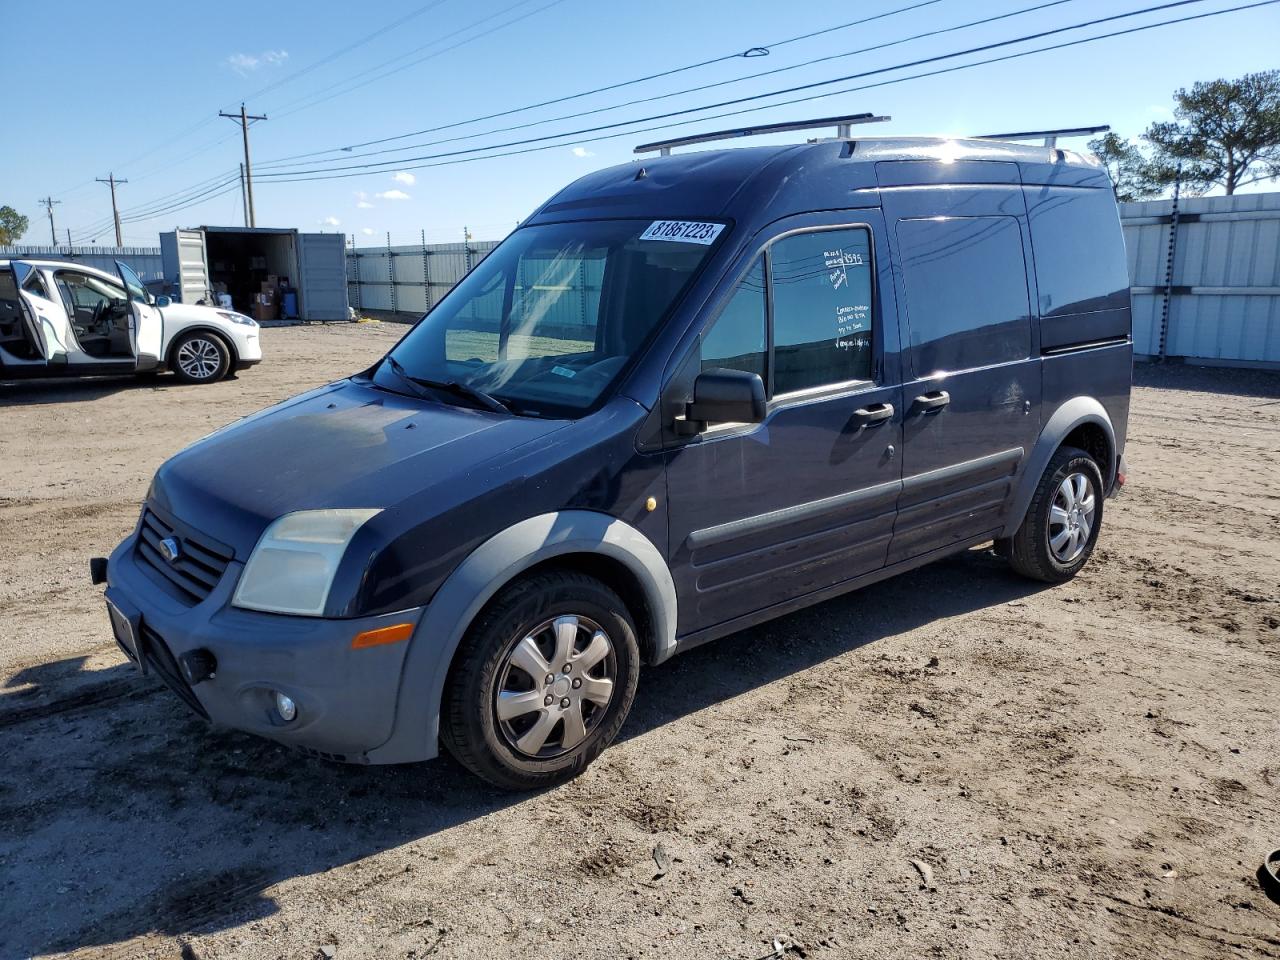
[
  {"left": 1005, "top": 446, "right": 1104, "bottom": 583},
  {"left": 441, "top": 571, "right": 640, "bottom": 790}
]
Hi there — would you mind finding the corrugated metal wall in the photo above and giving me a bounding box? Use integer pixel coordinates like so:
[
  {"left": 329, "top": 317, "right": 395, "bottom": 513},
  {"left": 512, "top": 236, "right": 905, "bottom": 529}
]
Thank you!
[
  {"left": 347, "top": 240, "right": 501, "bottom": 314},
  {"left": 1121, "top": 192, "right": 1280, "bottom": 364},
  {"left": 0, "top": 245, "right": 164, "bottom": 283}
]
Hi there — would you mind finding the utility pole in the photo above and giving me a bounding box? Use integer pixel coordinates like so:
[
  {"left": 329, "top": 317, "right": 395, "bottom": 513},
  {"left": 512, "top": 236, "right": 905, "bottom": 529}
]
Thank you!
[
  {"left": 239, "top": 163, "right": 249, "bottom": 227},
  {"left": 220, "top": 103, "right": 267, "bottom": 227},
  {"left": 95, "top": 174, "right": 127, "bottom": 247},
  {"left": 65, "top": 228, "right": 72, "bottom": 250},
  {"left": 38, "top": 196, "right": 61, "bottom": 246}
]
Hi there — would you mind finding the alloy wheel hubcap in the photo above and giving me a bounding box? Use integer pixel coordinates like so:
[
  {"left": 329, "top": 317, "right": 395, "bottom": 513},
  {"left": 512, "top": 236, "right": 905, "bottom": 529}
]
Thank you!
[
  {"left": 1048, "top": 471, "right": 1096, "bottom": 564},
  {"left": 177, "top": 338, "right": 220, "bottom": 380},
  {"left": 494, "top": 614, "right": 615, "bottom": 759}
]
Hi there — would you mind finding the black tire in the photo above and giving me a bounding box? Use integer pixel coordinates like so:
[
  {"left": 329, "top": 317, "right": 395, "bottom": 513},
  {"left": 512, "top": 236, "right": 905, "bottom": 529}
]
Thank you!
[
  {"left": 441, "top": 570, "right": 640, "bottom": 790},
  {"left": 169, "top": 331, "right": 230, "bottom": 384},
  {"left": 1006, "top": 446, "right": 1105, "bottom": 583}
]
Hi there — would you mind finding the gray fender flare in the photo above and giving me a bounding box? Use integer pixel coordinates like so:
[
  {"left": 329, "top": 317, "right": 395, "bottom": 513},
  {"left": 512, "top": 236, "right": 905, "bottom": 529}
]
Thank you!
[
  {"left": 1001, "top": 397, "right": 1116, "bottom": 537},
  {"left": 366, "top": 510, "right": 677, "bottom": 765}
]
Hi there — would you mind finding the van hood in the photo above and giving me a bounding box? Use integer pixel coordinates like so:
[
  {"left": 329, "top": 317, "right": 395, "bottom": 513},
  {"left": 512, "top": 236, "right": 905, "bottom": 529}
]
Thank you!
[{"left": 149, "top": 378, "right": 568, "bottom": 556}]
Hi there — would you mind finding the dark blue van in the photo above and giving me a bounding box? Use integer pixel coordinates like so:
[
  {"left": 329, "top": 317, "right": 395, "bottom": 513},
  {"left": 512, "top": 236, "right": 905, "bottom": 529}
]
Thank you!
[{"left": 99, "top": 118, "right": 1131, "bottom": 789}]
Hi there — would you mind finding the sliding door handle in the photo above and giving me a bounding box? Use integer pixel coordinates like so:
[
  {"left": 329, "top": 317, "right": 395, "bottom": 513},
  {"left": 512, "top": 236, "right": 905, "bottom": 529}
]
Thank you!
[
  {"left": 851, "top": 402, "right": 894, "bottom": 426},
  {"left": 912, "top": 390, "right": 950, "bottom": 412}
]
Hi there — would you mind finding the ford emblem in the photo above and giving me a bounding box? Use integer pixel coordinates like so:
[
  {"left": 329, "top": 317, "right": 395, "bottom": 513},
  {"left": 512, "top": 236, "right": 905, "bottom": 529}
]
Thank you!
[{"left": 158, "top": 537, "right": 181, "bottom": 564}]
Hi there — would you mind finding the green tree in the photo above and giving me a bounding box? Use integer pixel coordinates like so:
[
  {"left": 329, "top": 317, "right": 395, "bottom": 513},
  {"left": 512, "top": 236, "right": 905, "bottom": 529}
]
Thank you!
[
  {"left": 1088, "top": 132, "right": 1161, "bottom": 202},
  {"left": 0, "top": 205, "right": 28, "bottom": 245},
  {"left": 1144, "top": 70, "right": 1280, "bottom": 195}
]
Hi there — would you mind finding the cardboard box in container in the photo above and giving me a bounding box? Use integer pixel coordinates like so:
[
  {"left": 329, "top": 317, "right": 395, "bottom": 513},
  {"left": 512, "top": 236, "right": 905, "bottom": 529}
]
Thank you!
[{"left": 252, "top": 291, "right": 278, "bottom": 322}]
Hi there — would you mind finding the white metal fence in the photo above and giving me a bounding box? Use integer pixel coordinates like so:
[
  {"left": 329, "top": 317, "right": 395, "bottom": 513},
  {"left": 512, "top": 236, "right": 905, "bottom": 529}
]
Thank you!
[
  {"left": 347, "top": 239, "right": 501, "bottom": 315},
  {"left": 0, "top": 245, "right": 165, "bottom": 283},
  {"left": 1121, "top": 192, "right": 1280, "bottom": 366}
]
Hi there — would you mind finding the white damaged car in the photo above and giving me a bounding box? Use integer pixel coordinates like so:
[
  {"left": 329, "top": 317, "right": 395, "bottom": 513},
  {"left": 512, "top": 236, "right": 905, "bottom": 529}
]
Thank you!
[{"left": 0, "top": 258, "right": 262, "bottom": 384}]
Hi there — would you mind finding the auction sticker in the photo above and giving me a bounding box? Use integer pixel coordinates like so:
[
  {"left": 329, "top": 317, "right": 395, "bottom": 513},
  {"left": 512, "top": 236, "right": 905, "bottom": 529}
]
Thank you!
[{"left": 639, "top": 220, "right": 725, "bottom": 245}]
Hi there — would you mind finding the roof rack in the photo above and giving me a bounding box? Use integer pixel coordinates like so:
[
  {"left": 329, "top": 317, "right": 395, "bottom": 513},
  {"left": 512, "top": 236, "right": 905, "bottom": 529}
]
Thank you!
[
  {"left": 634, "top": 112, "right": 891, "bottom": 156},
  {"left": 974, "top": 125, "right": 1110, "bottom": 149}
]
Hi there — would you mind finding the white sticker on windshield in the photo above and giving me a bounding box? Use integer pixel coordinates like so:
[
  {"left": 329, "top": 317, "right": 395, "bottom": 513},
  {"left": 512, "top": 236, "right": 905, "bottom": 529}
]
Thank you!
[{"left": 639, "top": 220, "right": 725, "bottom": 245}]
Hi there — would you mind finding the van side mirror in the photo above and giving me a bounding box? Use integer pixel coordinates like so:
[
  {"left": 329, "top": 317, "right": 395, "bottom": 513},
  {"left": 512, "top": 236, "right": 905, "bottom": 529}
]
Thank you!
[{"left": 675, "top": 368, "right": 767, "bottom": 435}]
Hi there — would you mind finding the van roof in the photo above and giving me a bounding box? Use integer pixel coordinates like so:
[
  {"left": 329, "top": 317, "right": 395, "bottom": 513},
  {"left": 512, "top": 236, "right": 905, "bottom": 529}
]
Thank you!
[{"left": 526, "top": 136, "right": 1109, "bottom": 229}]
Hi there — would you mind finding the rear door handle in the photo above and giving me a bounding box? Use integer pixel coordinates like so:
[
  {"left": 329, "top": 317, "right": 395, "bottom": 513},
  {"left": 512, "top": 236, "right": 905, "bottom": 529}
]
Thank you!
[
  {"left": 851, "top": 402, "right": 894, "bottom": 426},
  {"left": 912, "top": 390, "right": 950, "bottom": 412}
]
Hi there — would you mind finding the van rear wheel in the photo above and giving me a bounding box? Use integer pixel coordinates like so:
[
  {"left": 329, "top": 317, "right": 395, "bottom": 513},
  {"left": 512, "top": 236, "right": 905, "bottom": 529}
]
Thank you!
[
  {"left": 441, "top": 571, "right": 640, "bottom": 790},
  {"left": 1004, "top": 446, "right": 1104, "bottom": 583}
]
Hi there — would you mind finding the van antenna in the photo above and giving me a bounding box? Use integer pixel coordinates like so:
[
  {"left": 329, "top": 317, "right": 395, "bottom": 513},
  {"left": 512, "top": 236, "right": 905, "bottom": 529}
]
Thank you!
[{"left": 634, "top": 113, "right": 891, "bottom": 156}]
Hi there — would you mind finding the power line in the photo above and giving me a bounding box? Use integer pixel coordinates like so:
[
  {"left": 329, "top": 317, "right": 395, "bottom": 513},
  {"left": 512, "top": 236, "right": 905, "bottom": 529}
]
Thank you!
[
  {"left": 266, "top": 0, "right": 574, "bottom": 121},
  {"left": 260, "top": 0, "right": 950, "bottom": 166},
  {"left": 260, "top": 0, "right": 1279, "bottom": 184},
  {"left": 260, "top": 0, "right": 1078, "bottom": 172},
  {"left": 68, "top": 168, "right": 240, "bottom": 240},
  {"left": 224, "top": 0, "right": 456, "bottom": 108},
  {"left": 258, "top": 0, "right": 1224, "bottom": 181}
]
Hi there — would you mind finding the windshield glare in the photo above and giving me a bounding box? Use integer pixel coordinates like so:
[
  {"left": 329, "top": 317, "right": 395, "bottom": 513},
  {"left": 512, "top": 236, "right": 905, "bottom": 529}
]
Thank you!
[{"left": 375, "top": 219, "right": 722, "bottom": 415}]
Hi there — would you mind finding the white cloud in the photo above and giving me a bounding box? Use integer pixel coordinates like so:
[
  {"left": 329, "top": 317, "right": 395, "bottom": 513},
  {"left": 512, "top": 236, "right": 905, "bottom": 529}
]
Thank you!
[
  {"left": 356, "top": 201, "right": 374, "bottom": 209},
  {"left": 392, "top": 171, "right": 416, "bottom": 185},
  {"left": 226, "top": 49, "right": 289, "bottom": 75},
  {"left": 572, "top": 146, "right": 595, "bottom": 158},
  {"left": 361, "top": 228, "right": 375, "bottom": 236},
  {"left": 375, "top": 189, "right": 411, "bottom": 201},
  {"left": 319, "top": 216, "right": 341, "bottom": 227}
]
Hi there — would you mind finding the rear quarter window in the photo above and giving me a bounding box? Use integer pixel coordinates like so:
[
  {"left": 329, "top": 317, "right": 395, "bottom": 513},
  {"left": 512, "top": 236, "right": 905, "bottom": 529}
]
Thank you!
[
  {"left": 1026, "top": 187, "right": 1130, "bottom": 317},
  {"left": 897, "top": 215, "right": 1032, "bottom": 377}
]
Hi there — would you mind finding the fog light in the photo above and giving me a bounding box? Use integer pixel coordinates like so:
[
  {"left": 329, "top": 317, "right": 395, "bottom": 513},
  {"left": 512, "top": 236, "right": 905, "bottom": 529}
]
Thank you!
[{"left": 274, "top": 691, "right": 297, "bottom": 722}]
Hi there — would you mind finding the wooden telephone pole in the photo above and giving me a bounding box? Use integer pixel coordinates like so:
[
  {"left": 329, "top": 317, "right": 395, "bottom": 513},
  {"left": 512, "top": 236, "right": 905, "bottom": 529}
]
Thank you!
[
  {"left": 38, "top": 196, "right": 61, "bottom": 246},
  {"left": 95, "top": 174, "right": 127, "bottom": 246},
  {"left": 220, "top": 104, "right": 267, "bottom": 227}
]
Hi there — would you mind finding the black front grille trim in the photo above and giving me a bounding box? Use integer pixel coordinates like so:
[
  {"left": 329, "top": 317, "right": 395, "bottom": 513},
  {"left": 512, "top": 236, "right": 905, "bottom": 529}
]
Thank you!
[
  {"left": 134, "top": 505, "right": 234, "bottom": 605},
  {"left": 140, "top": 625, "right": 210, "bottom": 720}
]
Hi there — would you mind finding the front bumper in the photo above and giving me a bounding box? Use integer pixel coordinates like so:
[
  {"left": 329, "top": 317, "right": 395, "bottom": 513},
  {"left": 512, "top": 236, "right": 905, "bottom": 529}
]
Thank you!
[{"left": 104, "top": 527, "right": 421, "bottom": 762}]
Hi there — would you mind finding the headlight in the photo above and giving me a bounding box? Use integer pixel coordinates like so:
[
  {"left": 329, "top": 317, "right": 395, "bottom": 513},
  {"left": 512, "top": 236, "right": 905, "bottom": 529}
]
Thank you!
[
  {"left": 217, "top": 310, "right": 257, "bottom": 326},
  {"left": 232, "top": 509, "right": 381, "bottom": 616}
]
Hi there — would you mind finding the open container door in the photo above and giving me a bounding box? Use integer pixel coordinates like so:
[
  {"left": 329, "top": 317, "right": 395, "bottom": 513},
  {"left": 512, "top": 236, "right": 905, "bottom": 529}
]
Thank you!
[
  {"left": 159, "top": 229, "right": 211, "bottom": 305},
  {"left": 296, "top": 233, "right": 350, "bottom": 321}
]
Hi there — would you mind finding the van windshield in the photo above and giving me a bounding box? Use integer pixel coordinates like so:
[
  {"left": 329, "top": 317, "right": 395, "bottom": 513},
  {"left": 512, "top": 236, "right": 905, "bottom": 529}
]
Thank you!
[{"left": 374, "top": 219, "right": 724, "bottom": 416}]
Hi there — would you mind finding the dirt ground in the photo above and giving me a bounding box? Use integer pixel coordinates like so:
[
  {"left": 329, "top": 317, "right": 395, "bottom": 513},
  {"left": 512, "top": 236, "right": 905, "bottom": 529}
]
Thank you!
[{"left": 1, "top": 323, "right": 1277, "bottom": 960}]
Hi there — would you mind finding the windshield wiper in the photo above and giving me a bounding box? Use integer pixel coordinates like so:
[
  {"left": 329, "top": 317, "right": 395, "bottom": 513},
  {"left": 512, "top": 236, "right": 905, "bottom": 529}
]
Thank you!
[{"left": 384, "top": 356, "right": 510, "bottom": 414}]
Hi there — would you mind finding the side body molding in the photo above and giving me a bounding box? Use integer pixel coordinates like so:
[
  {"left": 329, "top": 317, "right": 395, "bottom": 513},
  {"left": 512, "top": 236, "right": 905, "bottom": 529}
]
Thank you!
[
  {"left": 367, "top": 510, "right": 677, "bottom": 765},
  {"left": 999, "top": 396, "right": 1116, "bottom": 538}
]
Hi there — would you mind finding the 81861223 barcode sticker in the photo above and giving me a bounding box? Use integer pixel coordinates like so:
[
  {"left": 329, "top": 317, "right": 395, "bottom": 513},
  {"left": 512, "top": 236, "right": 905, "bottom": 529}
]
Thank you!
[{"left": 639, "top": 221, "right": 725, "bottom": 245}]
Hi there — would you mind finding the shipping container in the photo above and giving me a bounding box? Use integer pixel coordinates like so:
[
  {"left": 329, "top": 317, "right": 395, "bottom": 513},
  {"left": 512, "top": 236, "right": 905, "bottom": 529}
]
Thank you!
[{"left": 160, "top": 227, "right": 349, "bottom": 322}]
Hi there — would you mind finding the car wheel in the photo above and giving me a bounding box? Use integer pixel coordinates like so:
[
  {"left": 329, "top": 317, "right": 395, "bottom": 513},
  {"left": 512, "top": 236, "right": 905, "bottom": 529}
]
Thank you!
[
  {"left": 170, "top": 332, "right": 230, "bottom": 384},
  {"left": 441, "top": 570, "right": 640, "bottom": 790},
  {"left": 1006, "top": 446, "right": 1104, "bottom": 583}
]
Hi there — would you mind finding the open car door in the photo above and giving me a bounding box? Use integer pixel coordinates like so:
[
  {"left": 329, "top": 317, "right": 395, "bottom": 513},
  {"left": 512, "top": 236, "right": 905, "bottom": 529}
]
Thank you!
[
  {"left": 11, "top": 261, "right": 66, "bottom": 365},
  {"left": 115, "top": 260, "right": 162, "bottom": 364}
]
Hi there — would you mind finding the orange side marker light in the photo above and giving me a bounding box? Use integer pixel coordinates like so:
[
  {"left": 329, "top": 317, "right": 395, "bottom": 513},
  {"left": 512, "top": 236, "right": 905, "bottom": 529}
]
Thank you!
[{"left": 351, "top": 622, "right": 415, "bottom": 649}]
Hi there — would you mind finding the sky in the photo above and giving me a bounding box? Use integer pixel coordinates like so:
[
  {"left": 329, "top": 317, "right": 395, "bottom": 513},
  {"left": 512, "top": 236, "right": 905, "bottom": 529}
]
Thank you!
[{"left": 4, "top": 0, "right": 1278, "bottom": 248}]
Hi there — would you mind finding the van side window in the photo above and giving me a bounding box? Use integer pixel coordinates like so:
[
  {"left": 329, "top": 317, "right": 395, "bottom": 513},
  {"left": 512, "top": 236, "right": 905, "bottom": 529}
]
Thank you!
[
  {"left": 770, "top": 228, "right": 873, "bottom": 394},
  {"left": 897, "top": 216, "right": 1031, "bottom": 377},
  {"left": 701, "top": 258, "right": 766, "bottom": 378},
  {"left": 1026, "top": 188, "right": 1130, "bottom": 317}
]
